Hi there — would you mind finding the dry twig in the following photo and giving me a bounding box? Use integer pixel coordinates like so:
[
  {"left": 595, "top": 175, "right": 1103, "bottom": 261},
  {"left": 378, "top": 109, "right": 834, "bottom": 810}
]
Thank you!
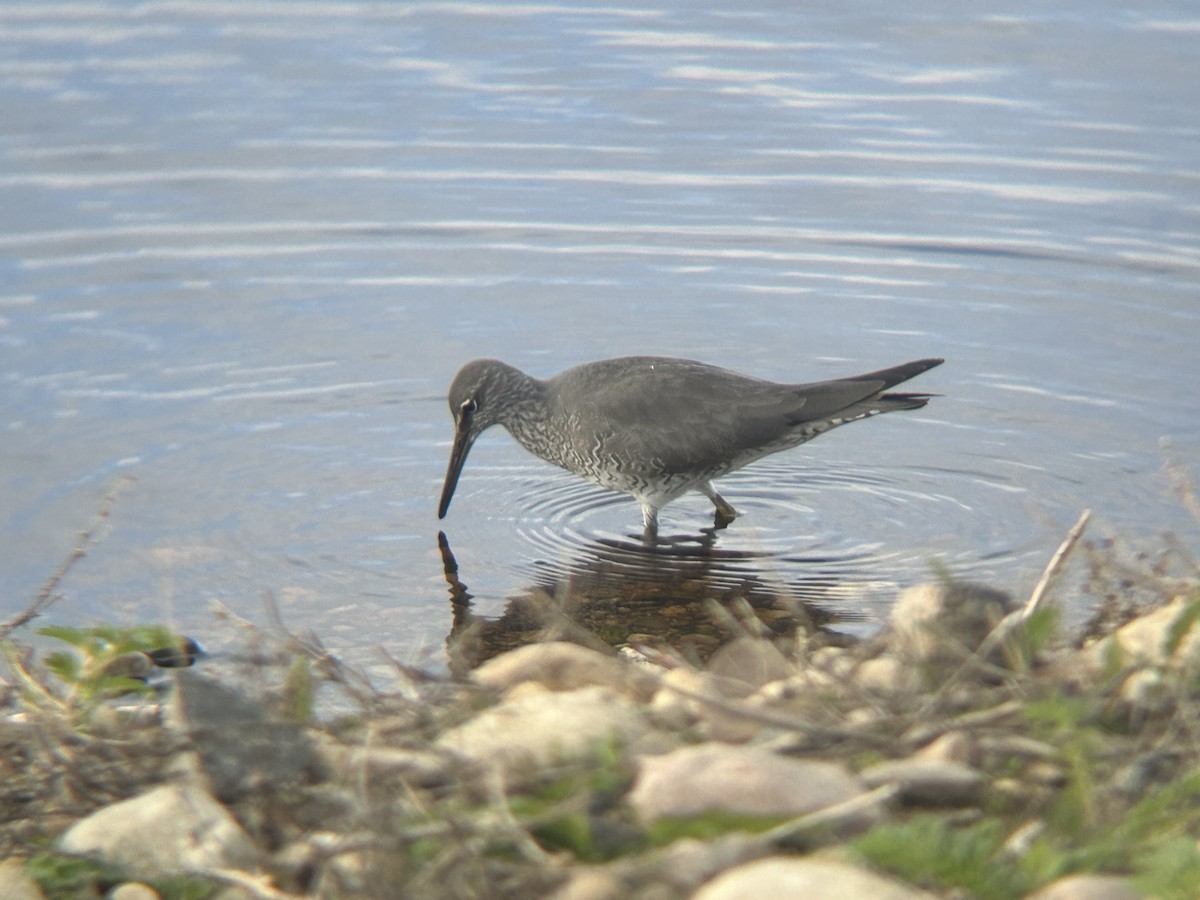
[
  {"left": 0, "top": 475, "right": 135, "bottom": 640},
  {"left": 1161, "top": 438, "right": 1200, "bottom": 525},
  {"left": 915, "top": 510, "right": 1092, "bottom": 720},
  {"left": 758, "top": 782, "right": 900, "bottom": 845},
  {"left": 1022, "top": 509, "right": 1092, "bottom": 620}
]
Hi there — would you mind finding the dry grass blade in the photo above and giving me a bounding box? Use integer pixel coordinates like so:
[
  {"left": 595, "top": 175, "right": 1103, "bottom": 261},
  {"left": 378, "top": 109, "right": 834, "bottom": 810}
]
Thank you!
[
  {"left": 259, "top": 589, "right": 379, "bottom": 703},
  {"left": 661, "top": 679, "right": 890, "bottom": 746},
  {"left": 0, "top": 475, "right": 135, "bottom": 640},
  {"left": 917, "top": 511, "right": 1091, "bottom": 718},
  {"left": 1161, "top": 438, "right": 1200, "bottom": 525},
  {"left": 1022, "top": 509, "right": 1092, "bottom": 620},
  {"left": 202, "top": 867, "right": 307, "bottom": 900},
  {"left": 758, "top": 782, "right": 900, "bottom": 845}
]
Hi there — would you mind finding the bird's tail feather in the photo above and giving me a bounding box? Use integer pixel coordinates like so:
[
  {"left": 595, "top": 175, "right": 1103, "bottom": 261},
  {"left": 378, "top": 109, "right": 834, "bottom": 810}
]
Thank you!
[{"left": 874, "top": 391, "right": 938, "bottom": 411}]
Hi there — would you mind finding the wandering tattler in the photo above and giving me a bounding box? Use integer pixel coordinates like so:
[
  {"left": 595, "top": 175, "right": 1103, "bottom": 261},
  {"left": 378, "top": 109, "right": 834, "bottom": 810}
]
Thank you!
[{"left": 438, "top": 356, "right": 942, "bottom": 538}]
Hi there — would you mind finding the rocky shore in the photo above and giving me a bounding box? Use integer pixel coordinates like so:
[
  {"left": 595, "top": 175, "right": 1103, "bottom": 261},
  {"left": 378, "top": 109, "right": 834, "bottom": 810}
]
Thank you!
[{"left": 2, "top": 519, "right": 1200, "bottom": 899}]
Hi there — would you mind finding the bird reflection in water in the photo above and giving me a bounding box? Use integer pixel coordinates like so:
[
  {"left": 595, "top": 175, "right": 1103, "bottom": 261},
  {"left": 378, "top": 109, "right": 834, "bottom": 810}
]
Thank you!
[{"left": 436, "top": 530, "right": 851, "bottom": 677}]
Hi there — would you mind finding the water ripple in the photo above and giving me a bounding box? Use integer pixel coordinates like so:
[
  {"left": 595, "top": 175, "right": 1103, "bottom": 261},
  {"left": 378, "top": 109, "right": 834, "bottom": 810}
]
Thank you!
[{"left": 444, "top": 452, "right": 1021, "bottom": 624}]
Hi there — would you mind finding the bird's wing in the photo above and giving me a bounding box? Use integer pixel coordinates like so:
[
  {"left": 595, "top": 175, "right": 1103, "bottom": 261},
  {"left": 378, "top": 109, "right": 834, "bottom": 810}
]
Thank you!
[{"left": 557, "top": 358, "right": 893, "bottom": 476}]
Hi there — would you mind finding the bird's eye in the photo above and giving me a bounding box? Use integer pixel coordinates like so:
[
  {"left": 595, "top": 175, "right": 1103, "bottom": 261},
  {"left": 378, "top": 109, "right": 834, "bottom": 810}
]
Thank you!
[{"left": 460, "top": 397, "right": 478, "bottom": 416}]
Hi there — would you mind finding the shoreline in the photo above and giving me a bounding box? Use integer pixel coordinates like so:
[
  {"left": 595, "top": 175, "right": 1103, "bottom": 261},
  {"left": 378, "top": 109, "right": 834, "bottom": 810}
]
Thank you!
[{"left": 3, "top": 509, "right": 1200, "bottom": 899}]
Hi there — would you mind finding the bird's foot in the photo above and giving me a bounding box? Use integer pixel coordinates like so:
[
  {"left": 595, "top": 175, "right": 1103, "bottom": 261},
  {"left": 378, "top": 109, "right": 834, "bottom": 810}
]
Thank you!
[
  {"left": 711, "top": 507, "right": 737, "bottom": 531},
  {"left": 640, "top": 505, "right": 661, "bottom": 545},
  {"left": 701, "top": 483, "right": 738, "bottom": 527}
]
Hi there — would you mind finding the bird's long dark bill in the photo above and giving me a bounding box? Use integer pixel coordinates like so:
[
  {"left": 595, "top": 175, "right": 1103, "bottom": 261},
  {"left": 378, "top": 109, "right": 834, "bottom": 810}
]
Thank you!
[{"left": 438, "top": 428, "right": 474, "bottom": 519}]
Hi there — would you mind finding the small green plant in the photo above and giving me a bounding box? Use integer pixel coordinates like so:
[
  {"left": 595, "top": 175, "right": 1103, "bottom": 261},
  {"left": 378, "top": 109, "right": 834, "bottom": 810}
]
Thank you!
[
  {"left": 1017, "top": 769, "right": 1200, "bottom": 893},
  {"left": 3, "top": 624, "right": 189, "bottom": 717},
  {"left": 854, "top": 814, "right": 1032, "bottom": 900},
  {"left": 26, "top": 852, "right": 124, "bottom": 898},
  {"left": 505, "top": 736, "right": 640, "bottom": 861},
  {"left": 1021, "top": 690, "right": 1102, "bottom": 737},
  {"left": 26, "top": 851, "right": 218, "bottom": 900},
  {"left": 1132, "top": 834, "right": 1200, "bottom": 900},
  {"left": 646, "top": 809, "right": 789, "bottom": 845},
  {"left": 1163, "top": 592, "right": 1200, "bottom": 659},
  {"left": 282, "top": 653, "right": 315, "bottom": 724}
]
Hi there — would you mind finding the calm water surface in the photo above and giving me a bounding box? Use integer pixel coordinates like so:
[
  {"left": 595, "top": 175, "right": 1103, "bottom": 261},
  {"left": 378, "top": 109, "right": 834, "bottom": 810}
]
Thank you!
[{"left": 2, "top": 2, "right": 1198, "bottom": 672}]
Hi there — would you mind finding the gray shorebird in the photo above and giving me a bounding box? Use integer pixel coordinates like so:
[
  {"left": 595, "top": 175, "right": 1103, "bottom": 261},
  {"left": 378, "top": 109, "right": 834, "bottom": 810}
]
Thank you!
[{"left": 438, "top": 356, "right": 942, "bottom": 538}]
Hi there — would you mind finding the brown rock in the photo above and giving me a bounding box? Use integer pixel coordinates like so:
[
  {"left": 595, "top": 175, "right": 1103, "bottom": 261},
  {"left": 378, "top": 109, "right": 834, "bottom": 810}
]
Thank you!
[
  {"left": 859, "top": 758, "right": 984, "bottom": 805},
  {"left": 889, "top": 583, "right": 1017, "bottom": 665}
]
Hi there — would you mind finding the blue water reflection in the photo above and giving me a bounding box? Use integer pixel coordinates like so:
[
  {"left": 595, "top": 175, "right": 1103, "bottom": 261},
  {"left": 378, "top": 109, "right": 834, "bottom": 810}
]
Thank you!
[{"left": 1, "top": 2, "right": 1197, "bottom": 670}]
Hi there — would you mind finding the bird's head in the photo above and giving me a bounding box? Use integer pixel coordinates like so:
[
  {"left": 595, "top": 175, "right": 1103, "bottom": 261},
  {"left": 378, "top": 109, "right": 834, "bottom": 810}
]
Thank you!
[{"left": 438, "top": 359, "right": 527, "bottom": 519}]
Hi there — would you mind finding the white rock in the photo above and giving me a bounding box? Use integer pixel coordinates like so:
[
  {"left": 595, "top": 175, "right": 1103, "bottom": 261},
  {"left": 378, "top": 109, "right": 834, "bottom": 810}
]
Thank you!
[
  {"left": 313, "top": 737, "right": 452, "bottom": 788},
  {"left": 855, "top": 655, "right": 916, "bottom": 696},
  {"left": 0, "top": 859, "right": 46, "bottom": 900},
  {"left": 650, "top": 666, "right": 711, "bottom": 727},
  {"left": 810, "top": 646, "right": 854, "bottom": 679},
  {"left": 693, "top": 857, "right": 933, "bottom": 900},
  {"left": 1079, "top": 595, "right": 1200, "bottom": 673},
  {"left": 1023, "top": 873, "right": 1144, "bottom": 900},
  {"left": 58, "top": 783, "right": 258, "bottom": 878},
  {"left": 653, "top": 666, "right": 795, "bottom": 743},
  {"left": 915, "top": 731, "right": 974, "bottom": 765},
  {"left": 108, "top": 884, "right": 162, "bottom": 900},
  {"left": 1115, "top": 668, "right": 1173, "bottom": 721},
  {"left": 473, "top": 641, "right": 655, "bottom": 699},
  {"left": 705, "top": 637, "right": 792, "bottom": 697},
  {"left": 653, "top": 834, "right": 762, "bottom": 891},
  {"left": 547, "top": 869, "right": 624, "bottom": 900},
  {"left": 436, "top": 685, "right": 648, "bottom": 777},
  {"left": 628, "top": 744, "right": 878, "bottom": 831}
]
